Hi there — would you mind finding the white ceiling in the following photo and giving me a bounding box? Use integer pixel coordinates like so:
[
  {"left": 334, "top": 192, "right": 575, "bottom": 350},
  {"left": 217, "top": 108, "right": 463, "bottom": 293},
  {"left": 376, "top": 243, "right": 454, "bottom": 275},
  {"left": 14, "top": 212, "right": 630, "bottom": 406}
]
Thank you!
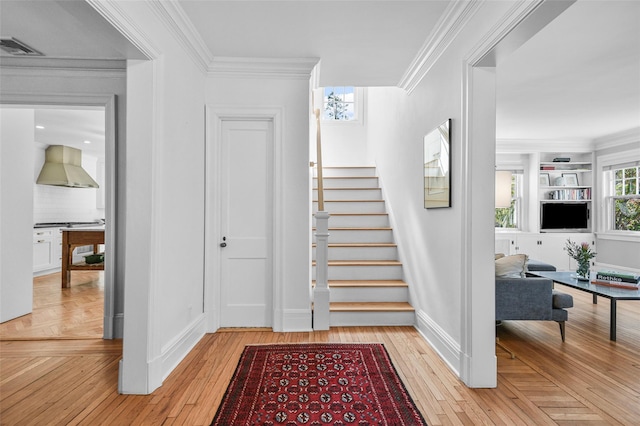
[
  {"left": 496, "top": 0, "right": 640, "bottom": 142},
  {"left": 179, "top": 0, "right": 450, "bottom": 86},
  {"left": 33, "top": 108, "right": 105, "bottom": 157},
  {"left": 1, "top": 0, "right": 638, "bottom": 148}
]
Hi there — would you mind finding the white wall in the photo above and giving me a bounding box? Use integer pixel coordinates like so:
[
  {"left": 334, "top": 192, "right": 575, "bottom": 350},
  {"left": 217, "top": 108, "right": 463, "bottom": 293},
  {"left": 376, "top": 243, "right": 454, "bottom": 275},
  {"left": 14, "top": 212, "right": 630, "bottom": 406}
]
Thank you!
[
  {"left": 313, "top": 88, "right": 370, "bottom": 166},
  {"left": 108, "top": 2, "right": 208, "bottom": 393},
  {"left": 206, "top": 74, "right": 313, "bottom": 332},
  {"left": 0, "top": 108, "right": 35, "bottom": 322},
  {"left": 364, "top": 2, "right": 519, "bottom": 387}
]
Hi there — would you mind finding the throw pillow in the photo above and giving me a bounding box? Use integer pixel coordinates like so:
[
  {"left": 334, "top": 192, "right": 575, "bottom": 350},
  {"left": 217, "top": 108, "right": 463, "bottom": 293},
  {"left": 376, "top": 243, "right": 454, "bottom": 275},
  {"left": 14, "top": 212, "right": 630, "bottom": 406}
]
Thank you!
[
  {"left": 495, "top": 253, "right": 505, "bottom": 260},
  {"left": 495, "top": 254, "right": 529, "bottom": 278}
]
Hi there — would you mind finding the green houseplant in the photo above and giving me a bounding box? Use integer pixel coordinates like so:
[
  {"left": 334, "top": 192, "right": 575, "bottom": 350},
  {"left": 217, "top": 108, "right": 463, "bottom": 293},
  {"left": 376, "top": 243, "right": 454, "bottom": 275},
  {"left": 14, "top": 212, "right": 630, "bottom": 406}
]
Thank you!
[{"left": 564, "top": 240, "right": 596, "bottom": 281}]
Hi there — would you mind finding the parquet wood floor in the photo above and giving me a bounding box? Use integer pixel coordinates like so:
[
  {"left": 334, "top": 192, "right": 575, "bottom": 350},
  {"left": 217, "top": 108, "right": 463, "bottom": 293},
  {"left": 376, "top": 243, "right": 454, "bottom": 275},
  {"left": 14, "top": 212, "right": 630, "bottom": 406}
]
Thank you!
[
  {"left": 1, "top": 275, "right": 639, "bottom": 425},
  {"left": 0, "top": 271, "right": 103, "bottom": 340}
]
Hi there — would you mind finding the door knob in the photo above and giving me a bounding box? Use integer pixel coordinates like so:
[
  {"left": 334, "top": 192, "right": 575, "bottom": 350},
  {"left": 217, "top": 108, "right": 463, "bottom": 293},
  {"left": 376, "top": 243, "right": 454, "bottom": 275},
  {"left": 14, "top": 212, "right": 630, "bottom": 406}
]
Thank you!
[{"left": 220, "top": 236, "right": 227, "bottom": 248}]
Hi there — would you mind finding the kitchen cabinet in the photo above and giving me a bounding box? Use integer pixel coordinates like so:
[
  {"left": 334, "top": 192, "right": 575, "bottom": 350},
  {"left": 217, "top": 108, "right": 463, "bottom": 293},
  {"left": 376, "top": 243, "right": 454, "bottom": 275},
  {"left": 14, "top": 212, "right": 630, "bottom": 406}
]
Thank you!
[{"left": 33, "top": 227, "right": 62, "bottom": 274}]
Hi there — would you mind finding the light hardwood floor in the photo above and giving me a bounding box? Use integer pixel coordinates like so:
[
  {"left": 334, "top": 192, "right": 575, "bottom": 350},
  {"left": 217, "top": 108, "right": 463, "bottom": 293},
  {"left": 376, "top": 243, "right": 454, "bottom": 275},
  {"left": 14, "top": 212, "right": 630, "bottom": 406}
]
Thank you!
[{"left": 1, "top": 272, "right": 639, "bottom": 425}]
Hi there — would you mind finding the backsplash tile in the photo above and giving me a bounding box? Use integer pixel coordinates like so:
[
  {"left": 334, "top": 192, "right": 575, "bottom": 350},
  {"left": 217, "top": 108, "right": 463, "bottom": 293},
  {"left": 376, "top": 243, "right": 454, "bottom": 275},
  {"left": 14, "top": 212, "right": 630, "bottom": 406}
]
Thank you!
[{"left": 33, "top": 183, "right": 103, "bottom": 224}]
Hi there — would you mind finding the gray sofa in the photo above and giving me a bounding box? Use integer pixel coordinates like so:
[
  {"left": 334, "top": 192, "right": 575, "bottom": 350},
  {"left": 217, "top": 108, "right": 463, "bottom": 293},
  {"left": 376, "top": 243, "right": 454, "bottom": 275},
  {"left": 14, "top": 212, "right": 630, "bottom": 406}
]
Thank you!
[{"left": 496, "top": 260, "right": 574, "bottom": 341}]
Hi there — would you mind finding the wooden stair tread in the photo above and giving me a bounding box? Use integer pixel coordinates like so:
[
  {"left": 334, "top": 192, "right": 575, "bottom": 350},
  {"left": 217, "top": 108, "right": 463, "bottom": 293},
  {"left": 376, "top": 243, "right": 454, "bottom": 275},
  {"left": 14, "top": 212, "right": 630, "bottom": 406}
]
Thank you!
[
  {"left": 317, "top": 187, "right": 380, "bottom": 191},
  {"left": 329, "top": 302, "right": 414, "bottom": 312},
  {"left": 313, "top": 280, "right": 408, "bottom": 288},
  {"left": 312, "top": 243, "right": 397, "bottom": 247},
  {"left": 312, "top": 260, "right": 401, "bottom": 266},
  {"left": 323, "top": 213, "right": 388, "bottom": 216},
  {"left": 312, "top": 227, "right": 392, "bottom": 231},
  {"left": 313, "top": 199, "right": 384, "bottom": 202}
]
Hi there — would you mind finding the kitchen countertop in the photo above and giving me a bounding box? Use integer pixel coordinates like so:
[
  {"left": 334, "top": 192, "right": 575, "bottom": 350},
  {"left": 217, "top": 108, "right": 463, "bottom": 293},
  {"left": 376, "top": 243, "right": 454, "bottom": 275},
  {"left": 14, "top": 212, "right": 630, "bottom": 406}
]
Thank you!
[
  {"left": 60, "top": 225, "right": 105, "bottom": 232},
  {"left": 34, "top": 221, "right": 104, "bottom": 229}
]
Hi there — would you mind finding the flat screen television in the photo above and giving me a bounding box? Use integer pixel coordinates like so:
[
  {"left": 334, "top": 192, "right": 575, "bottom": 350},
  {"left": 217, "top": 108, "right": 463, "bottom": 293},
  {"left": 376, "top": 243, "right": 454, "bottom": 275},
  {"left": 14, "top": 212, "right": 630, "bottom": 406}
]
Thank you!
[{"left": 540, "top": 202, "right": 590, "bottom": 232}]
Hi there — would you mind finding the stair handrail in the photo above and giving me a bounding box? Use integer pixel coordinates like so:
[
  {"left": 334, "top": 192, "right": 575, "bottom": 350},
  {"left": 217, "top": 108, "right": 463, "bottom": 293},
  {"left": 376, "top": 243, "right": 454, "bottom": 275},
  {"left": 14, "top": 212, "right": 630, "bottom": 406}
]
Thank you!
[
  {"left": 314, "top": 108, "right": 325, "bottom": 212},
  {"left": 313, "top": 107, "right": 330, "bottom": 330}
]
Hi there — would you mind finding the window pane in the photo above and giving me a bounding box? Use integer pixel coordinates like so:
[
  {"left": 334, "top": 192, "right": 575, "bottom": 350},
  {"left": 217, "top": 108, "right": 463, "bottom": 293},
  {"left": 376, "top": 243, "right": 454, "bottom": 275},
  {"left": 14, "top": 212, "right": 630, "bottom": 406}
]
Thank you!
[
  {"left": 615, "top": 180, "right": 623, "bottom": 195},
  {"left": 614, "top": 198, "right": 640, "bottom": 231},
  {"left": 626, "top": 179, "right": 637, "bottom": 195},
  {"left": 624, "top": 167, "right": 637, "bottom": 179},
  {"left": 615, "top": 169, "right": 623, "bottom": 179}
]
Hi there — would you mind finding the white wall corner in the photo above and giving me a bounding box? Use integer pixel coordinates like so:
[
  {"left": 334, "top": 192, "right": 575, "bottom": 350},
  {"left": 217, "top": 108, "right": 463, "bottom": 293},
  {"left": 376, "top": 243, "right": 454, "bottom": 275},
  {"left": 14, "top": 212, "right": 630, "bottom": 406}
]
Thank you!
[
  {"left": 161, "top": 315, "right": 207, "bottom": 382},
  {"left": 282, "top": 309, "right": 313, "bottom": 332},
  {"left": 415, "top": 310, "right": 462, "bottom": 377}
]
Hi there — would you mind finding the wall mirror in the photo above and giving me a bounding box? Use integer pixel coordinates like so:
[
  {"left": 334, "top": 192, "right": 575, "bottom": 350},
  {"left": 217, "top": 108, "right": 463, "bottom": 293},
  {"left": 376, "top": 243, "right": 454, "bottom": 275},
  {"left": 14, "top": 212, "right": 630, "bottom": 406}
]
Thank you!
[{"left": 424, "top": 119, "right": 451, "bottom": 208}]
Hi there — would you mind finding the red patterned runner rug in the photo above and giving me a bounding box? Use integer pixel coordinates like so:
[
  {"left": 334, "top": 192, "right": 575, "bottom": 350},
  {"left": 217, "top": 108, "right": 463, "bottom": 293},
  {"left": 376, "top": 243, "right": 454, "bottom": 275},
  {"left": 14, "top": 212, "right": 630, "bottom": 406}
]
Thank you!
[{"left": 211, "top": 343, "right": 427, "bottom": 425}]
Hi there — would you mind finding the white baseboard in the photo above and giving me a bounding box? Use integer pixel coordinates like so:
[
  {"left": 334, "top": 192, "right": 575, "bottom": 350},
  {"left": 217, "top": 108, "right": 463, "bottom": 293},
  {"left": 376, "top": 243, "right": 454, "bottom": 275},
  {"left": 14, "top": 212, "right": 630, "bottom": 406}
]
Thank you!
[
  {"left": 282, "top": 309, "right": 313, "bottom": 332},
  {"left": 160, "top": 314, "right": 207, "bottom": 382},
  {"left": 415, "top": 309, "right": 462, "bottom": 377}
]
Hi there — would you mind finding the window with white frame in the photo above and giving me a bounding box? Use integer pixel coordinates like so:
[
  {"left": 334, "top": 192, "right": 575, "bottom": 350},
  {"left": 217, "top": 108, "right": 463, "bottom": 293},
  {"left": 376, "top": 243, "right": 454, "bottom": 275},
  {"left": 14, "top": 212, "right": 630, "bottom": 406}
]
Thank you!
[
  {"left": 495, "top": 172, "right": 523, "bottom": 229},
  {"left": 608, "top": 163, "right": 640, "bottom": 231},
  {"left": 322, "top": 86, "right": 356, "bottom": 121}
]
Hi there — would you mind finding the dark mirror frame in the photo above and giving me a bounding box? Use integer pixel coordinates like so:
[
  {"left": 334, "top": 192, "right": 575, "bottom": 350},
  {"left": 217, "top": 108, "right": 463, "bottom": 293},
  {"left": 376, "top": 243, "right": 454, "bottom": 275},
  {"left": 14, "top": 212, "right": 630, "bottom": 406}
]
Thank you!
[{"left": 424, "top": 119, "right": 451, "bottom": 209}]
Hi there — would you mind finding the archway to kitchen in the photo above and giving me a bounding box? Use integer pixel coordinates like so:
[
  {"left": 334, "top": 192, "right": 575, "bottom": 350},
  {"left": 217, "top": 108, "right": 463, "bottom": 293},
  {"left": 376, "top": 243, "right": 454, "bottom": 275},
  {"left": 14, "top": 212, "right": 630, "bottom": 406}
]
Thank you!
[{"left": 0, "top": 94, "right": 117, "bottom": 340}]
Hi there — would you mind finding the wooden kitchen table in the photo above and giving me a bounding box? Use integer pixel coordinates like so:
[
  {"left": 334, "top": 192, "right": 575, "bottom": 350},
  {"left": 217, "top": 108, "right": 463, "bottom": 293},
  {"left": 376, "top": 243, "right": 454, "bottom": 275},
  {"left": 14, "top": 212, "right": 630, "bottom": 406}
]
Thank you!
[{"left": 61, "top": 227, "right": 105, "bottom": 288}]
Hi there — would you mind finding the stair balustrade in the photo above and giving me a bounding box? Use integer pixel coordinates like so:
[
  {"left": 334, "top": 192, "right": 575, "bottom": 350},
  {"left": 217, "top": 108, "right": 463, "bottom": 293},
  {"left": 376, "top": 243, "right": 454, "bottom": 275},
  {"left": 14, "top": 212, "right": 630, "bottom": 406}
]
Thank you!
[{"left": 313, "top": 108, "right": 330, "bottom": 330}]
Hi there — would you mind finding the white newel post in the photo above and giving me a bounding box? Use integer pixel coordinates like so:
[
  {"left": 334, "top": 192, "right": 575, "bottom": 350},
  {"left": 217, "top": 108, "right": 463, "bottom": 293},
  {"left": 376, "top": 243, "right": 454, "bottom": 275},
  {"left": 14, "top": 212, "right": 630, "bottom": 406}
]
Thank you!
[{"left": 313, "top": 211, "right": 330, "bottom": 330}]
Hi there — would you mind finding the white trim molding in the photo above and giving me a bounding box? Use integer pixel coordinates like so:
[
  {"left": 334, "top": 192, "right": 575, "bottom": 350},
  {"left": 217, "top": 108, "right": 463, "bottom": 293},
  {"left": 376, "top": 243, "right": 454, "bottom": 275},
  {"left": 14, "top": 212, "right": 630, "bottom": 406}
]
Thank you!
[
  {"left": 209, "top": 57, "right": 319, "bottom": 80},
  {"left": 161, "top": 315, "right": 207, "bottom": 381},
  {"left": 147, "top": 0, "right": 213, "bottom": 72},
  {"left": 415, "top": 310, "right": 462, "bottom": 376},
  {"left": 595, "top": 127, "right": 640, "bottom": 151},
  {"left": 399, "top": 0, "right": 482, "bottom": 93},
  {"left": 86, "top": 0, "right": 160, "bottom": 60}
]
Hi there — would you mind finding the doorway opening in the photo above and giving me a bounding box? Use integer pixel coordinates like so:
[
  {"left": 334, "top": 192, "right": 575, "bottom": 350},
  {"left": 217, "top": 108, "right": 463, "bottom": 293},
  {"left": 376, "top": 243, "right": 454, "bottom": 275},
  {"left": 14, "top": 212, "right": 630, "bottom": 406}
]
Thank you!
[{"left": 0, "top": 102, "right": 116, "bottom": 340}]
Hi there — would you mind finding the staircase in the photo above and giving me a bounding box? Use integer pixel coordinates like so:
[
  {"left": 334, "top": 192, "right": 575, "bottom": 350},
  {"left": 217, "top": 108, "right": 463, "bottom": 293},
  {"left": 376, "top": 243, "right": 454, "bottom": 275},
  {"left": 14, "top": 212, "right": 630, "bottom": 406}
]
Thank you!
[{"left": 313, "top": 166, "right": 415, "bottom": 326}]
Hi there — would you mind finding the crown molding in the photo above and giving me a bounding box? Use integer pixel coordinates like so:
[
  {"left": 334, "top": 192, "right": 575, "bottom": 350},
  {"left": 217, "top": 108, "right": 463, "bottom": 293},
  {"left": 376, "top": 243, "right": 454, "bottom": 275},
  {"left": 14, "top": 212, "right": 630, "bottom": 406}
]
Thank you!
[
  {"left": 594, "top": 127, "right": 640, "bottom": 151},
  {"left": 398, "top": 0, "right": 483, "bottom": 93},
  {"left": 86, "top": 0, "right": 160, "bottom": 60},
  {"left": 496, "top": 139, "right": 595, "bottom": 153},
  {"left": 147, "top": 1, "right": 213, "bottom": 73},
  {"left": 209, "top": 57, "right": 320, "bottom": 80}
]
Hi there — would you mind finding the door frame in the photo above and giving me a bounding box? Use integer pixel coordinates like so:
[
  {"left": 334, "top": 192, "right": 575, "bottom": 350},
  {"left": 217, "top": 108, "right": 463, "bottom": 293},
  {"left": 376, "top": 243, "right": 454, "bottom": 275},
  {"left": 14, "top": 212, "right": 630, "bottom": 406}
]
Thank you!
[
  {"left": 0, "top": 92, "right": 117, "bottom": 339},
  {"left": 204, "top": 106, "right": 285, "bottom": 332}
]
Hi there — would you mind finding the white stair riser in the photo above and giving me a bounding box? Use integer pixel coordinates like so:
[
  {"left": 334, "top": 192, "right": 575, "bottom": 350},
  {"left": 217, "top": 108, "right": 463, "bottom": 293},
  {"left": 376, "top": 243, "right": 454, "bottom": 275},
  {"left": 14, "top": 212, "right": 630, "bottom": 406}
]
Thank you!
[
  {"left": 329, "top": 286, "right": 408, "bottom": 303},
  {"left": 314, "top": 178, "right": 379, "bottom": 189},
  {"left": 313, "top": 229, "right": 393, "bottom": 243},
  {"left": 313, "top": 201, "right": 386, "bottom": 213},
  {"left": 315, "top": 214, "right": 389, "bottom": 228},
  {"left": 313, "top": 265, "right": 403, "bottom": 280},
  {"left": 321, "top": 167, "right": 376, "bottom": 177},
  {"left": 314, "top": 188, "right": 382, "bottom": 200},
  {"left": 313, "top": 246, "right": 398, "bottom": 261},
  {"left": 329, "top": 311, "right": 415, "bottom": 327}
]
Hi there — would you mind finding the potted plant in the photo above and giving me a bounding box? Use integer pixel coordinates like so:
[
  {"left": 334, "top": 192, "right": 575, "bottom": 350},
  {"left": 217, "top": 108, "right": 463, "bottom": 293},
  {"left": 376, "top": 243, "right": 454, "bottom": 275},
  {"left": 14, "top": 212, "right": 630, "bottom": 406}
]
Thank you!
[{"left": 564, "top": 239, "right": 596, "bottom": 281}]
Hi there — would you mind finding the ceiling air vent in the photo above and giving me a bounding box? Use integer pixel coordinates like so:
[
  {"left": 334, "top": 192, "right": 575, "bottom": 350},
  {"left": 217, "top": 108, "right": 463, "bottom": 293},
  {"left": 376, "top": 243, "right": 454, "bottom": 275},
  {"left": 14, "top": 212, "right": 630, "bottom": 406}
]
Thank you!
[{"left": 0, "top": 37, "right": 43, "bottom": 56}]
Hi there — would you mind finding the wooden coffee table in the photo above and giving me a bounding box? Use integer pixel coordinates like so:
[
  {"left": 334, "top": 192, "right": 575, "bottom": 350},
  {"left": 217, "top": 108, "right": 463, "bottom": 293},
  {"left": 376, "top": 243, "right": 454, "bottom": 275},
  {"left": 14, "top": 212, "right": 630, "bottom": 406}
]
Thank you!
[{"left": 531, "top": 271, "right": 640, "bottom": 341}]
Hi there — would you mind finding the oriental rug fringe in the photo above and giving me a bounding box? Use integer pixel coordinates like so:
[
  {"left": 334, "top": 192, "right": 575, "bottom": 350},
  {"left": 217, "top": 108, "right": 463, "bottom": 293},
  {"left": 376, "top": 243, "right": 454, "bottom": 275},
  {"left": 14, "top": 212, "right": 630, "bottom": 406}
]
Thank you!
[{"left": 211, "top": 343, "right": 427, "bottom": 425}]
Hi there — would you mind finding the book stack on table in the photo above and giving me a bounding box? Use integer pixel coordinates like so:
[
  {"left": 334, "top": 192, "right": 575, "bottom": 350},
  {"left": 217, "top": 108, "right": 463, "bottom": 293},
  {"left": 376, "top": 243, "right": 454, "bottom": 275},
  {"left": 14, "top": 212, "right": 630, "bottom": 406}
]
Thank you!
[{"left": 592, "top": 271, "right": 640, "bottom": 290}]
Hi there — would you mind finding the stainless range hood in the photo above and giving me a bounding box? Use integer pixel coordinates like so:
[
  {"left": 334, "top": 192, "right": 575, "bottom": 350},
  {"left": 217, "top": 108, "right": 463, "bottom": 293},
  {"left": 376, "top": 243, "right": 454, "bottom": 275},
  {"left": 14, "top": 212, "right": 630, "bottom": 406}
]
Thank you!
[{"left": 36, "top": 145, "right": 99, "bottom": 188}]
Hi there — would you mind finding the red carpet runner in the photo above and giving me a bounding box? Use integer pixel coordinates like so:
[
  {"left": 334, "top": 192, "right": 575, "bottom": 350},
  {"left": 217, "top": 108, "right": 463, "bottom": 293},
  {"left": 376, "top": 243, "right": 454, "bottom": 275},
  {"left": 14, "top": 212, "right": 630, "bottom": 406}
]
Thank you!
[{"left": 211, "top": 343, "right": 427, "bottom": 425}]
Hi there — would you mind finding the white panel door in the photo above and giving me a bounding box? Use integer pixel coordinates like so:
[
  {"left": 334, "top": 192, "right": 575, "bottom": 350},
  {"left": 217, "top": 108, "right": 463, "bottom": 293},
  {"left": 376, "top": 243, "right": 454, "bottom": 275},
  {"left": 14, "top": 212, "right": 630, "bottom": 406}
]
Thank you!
[{"left": 219, "top": 120, "right": 273, "bottom": 327}]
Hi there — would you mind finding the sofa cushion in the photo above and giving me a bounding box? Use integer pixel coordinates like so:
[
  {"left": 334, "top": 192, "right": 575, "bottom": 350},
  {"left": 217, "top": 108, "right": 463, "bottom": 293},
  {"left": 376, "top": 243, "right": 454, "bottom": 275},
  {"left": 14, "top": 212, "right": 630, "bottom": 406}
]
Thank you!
[
  {"left": 495, "top": 253, "right": 505, "bottom": 260},
  {"left": 496, "top": 254, "right": 529, "bottom": 278},
  {"left": 552, "top": 290, "right": 574, "bottom": 309},
  {"left": 527, "top": 259, "right": 557, "bottom": 272}
]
